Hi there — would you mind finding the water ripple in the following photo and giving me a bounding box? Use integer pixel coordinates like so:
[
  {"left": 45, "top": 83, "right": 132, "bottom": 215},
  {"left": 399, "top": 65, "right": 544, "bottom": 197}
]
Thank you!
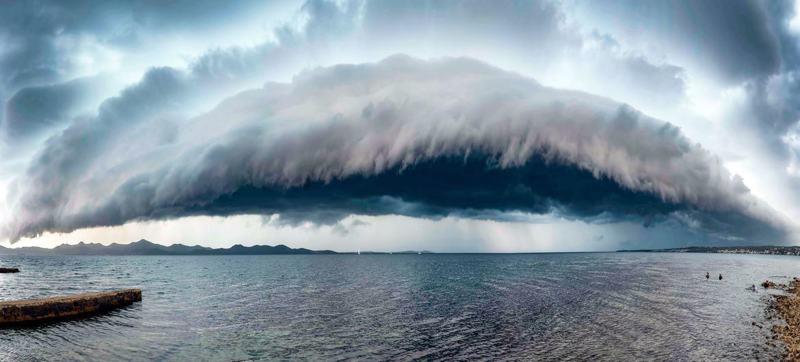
[{"left": 1, "top": 253, "right": 797, "bottom": 360}]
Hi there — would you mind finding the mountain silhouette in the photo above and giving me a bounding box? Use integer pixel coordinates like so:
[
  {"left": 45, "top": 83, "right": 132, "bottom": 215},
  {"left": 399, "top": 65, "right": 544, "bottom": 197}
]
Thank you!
[{"left": 0, "top": 239, "right": 336, "bottom": 256}]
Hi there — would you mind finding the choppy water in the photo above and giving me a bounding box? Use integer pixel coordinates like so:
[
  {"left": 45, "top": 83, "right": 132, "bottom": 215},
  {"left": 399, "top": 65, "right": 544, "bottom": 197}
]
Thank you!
[{"left": 1, "top": 252, "right": 798, "bottom": 360}]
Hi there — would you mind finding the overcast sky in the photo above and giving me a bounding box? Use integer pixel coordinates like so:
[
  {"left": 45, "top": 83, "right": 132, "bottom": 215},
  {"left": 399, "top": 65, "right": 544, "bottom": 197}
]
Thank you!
[{"left": 2, "top": 0, "right": 800, "bottom": 252}]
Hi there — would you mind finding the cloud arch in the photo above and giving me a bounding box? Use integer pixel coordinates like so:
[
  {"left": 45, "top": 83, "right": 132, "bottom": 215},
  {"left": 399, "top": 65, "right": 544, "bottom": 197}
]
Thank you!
[{"left": 4, "top": 55, "right": 789, "bottom": 242}]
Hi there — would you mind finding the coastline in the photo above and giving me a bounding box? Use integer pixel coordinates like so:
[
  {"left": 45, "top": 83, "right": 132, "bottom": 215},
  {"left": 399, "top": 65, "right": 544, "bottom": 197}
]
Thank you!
[
  {"left": 618, "top": 246, "right": 800, "bottom": 257},
  {"left": 765, "top": 277, "right": 800, "bottom": 359}
]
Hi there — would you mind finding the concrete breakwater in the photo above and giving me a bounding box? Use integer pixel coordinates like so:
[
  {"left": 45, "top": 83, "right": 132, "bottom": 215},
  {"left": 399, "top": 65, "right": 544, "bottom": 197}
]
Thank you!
[
  {"left": 0, "top": 289, "right": 141, "bottom": 326},
  {"left": 0, "top": 268, "right": 19, "bottom": 273}
]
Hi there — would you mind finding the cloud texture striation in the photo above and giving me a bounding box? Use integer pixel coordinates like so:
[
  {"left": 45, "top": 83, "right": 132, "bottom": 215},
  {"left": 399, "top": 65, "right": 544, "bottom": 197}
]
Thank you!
[{"left": 3, "top": 56, "right": 788, "bottom": 242}]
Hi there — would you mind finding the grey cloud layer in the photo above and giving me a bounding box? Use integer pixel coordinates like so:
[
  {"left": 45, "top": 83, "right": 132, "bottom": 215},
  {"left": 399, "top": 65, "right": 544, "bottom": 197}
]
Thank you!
[
  {"left": 0, "top": 0, "right": 296, "bottom": 141},
  {"left": 569, "top": 0, "right": 788, "bottom": 83},
  {"left": 572, "top": 0, "right": 800, "bottom": 157},
  {"left": 1, "top": 0, "right": 798, "bottom": 247},
  {"left": 0, "top": 0, "right": 687, "bottom": 143},
  {"left": 566, "top": 0, "right": 800, "bottom": 224},
  {"left": 0, "top": 0, "right": 283, "bottom": 88},
  {"left": 3, "top": 56, "right": 787, "bottom": 242}
]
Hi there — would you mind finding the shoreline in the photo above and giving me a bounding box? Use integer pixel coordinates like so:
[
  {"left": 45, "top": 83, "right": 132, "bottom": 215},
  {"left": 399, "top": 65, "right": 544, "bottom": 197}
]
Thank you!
[{"left": 764, "top": 277, "right": 800, "bottom": 359}]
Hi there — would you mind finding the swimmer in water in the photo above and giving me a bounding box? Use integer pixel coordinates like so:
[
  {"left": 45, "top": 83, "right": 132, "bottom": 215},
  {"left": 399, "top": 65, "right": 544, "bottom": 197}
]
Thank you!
[
  {"left": 719, "top": 273, "right": 723, "bottom": 280},
  {"left": 706, "top": 272, "right": 709, "bottom": 279}
]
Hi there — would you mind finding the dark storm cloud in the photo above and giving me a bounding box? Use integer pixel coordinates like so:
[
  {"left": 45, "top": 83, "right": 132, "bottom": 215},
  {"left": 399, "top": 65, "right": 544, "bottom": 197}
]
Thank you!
[
  {"left": 577, "top": 0, "right": 800, "bottom": 138},
  {"left": 572, "top": 0, "right": 800, "bottom": 210},
  {"left": 572, "top": 0, "right": 785, "bottom": 83},
  {"left": 3, "top": 56, "right": 788, "bottom": 242},
  {"left": 1, "top": 0, "right": 796, "bottom": 247},
  {"left": 180, "top": 156, "right": 784, "bottom": 242},
  {"left": 0, "top": 0, "right": 355, "bottom": 217},
  {"left": 709, "top": 2, "right": 800, "bottom": 219},
  {"left": 0, "top": 0, "right": 281, "bottom": 86},
  {"left": 1, "top": 0, "right": 691, "bottom": 142},
  {"left": 736, "top": 1, "right": 800, "bottom": 141},
  {"left": 746, "top": 73, "right": 800, "bottom": 139},
  {"left": 1, "top": 76, "right": 108, "bottom": 141},
  {"left": 5, "top": 54, "right": 277, "bottom": 234},
  {"left": 0, "top": 0, "right": 295, "bottom": 139}
]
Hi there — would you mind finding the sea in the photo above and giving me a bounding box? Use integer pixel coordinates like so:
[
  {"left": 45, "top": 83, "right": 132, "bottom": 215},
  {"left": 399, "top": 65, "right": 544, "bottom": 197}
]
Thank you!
[{"left": 1, "top": 252, "right": 798, "bottom": 360}]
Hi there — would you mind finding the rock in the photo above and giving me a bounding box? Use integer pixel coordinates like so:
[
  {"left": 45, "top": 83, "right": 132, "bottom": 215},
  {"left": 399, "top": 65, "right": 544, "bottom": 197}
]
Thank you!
[
  {"left": 767, "top": 277, "right": 800, "bottom": 360},
  {"left": 0, "top": 268, "right": 19, "bottom": 273},
  {"left": 0, "top": 289, "right": 141, "bottom": 326},
  {"left": 762, "top": 280, "right": 778, "bottom": 288}
]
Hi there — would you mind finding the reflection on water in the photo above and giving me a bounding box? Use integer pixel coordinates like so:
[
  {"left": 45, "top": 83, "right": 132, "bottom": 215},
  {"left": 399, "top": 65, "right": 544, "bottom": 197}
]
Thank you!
[{"left": 1, "top": 253, "right": 797, "bottom": 360}]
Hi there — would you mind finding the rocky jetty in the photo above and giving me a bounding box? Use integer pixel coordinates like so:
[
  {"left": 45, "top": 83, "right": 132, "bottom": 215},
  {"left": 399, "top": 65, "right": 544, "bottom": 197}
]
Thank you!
[
  {"left": 0, "top": 267, "right": 19, "bottom": 273},
  {"left": 765, "top": 277, "right": 800, "bottom": 359},
  {"left": 0, "top": 289, "right": 141, "bottom": 326}
]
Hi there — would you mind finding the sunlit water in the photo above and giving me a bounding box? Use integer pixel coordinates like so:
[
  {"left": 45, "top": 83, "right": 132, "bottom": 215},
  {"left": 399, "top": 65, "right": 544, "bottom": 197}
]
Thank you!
[{"left": 1, "top": 253, "right": 798, "bottom": 360}]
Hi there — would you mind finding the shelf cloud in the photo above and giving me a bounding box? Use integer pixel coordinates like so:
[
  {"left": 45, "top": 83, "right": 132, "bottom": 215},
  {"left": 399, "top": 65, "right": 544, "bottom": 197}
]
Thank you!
[
  {"left": 2, "top": 0, "right": 800, "bottom": 249},
  {"left": 3, "top": 56, "right": 789, "bottom": 242}
]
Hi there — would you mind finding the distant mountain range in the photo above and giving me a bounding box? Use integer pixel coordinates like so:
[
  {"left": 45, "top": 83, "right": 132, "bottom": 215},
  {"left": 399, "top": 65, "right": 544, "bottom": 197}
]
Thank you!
[
  {"left": 0, "top": 239, "right": 337, "bottom": 256},
  {"left": 617, "top": 245, "right": 800, "bottom": 256}
]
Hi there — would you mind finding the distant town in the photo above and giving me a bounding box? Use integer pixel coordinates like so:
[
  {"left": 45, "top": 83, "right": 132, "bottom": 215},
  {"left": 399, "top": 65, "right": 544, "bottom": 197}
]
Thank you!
[{"left": 618, "top": 245, "right": 800, "bottom": 256}]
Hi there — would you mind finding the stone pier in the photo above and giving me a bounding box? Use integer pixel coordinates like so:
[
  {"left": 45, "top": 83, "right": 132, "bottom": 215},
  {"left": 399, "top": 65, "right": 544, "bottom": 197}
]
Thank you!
[{"left": 0, "top": 289, "right": 142, "bottom": 326}]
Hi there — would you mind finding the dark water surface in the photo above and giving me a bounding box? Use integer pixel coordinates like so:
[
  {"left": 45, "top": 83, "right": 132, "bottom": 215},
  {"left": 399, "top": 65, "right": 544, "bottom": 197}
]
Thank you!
[{"left": 1, "top": 253, "right": 798, "bottom": 360}]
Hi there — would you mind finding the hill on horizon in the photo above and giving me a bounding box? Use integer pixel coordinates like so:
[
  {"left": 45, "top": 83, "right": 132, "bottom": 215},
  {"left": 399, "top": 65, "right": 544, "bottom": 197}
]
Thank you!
[{"left": 0, "top": 239, "right": 337, "bottom": 256}]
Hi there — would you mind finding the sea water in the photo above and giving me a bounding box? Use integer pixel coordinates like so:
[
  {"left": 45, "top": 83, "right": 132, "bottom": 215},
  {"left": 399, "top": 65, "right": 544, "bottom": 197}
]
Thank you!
[{"left": 1, "top": 252, "right": 798, "bottom": 360}]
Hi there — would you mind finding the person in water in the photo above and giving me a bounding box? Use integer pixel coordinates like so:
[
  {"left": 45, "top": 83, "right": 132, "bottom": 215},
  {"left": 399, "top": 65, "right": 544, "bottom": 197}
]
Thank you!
[
  {"left": 706, "top": 272, "right": 709, "bottom": 279},
  {"left": 719, "top": 274, "right": 723, "bottom": 280}
]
